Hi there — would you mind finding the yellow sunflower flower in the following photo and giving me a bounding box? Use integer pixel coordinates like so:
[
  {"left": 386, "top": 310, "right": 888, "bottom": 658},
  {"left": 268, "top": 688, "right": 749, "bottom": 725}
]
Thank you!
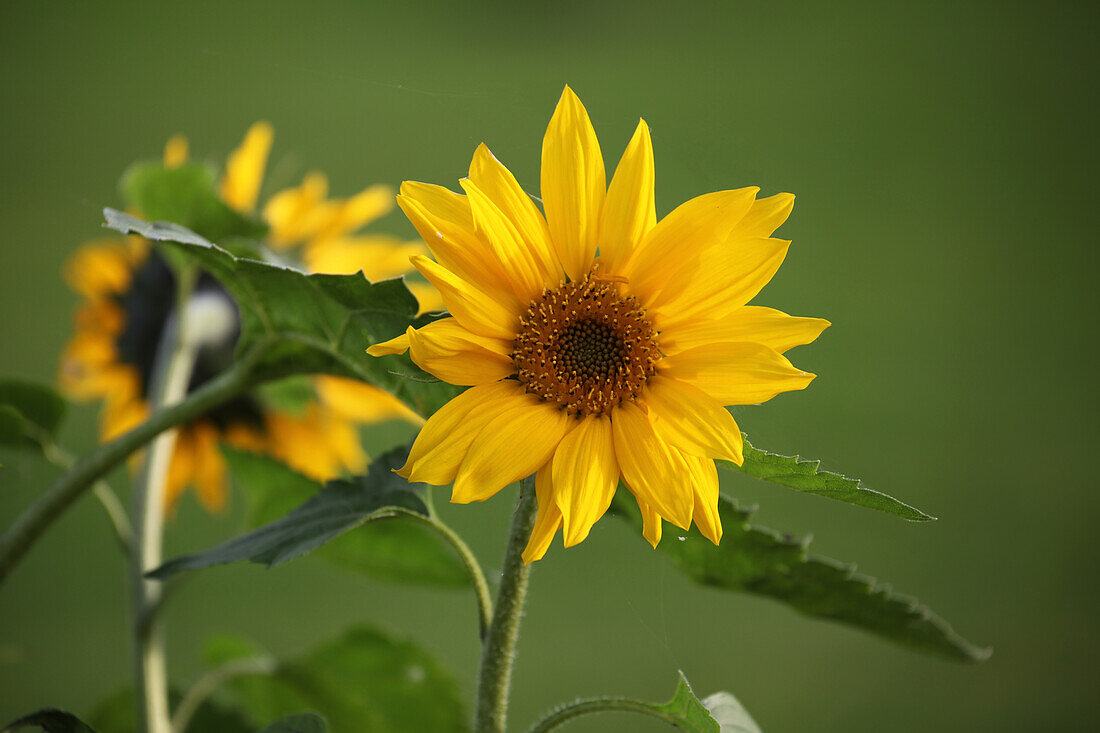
[
  {"left": 367, "top": 87, "right": 829, "bottom": 562},
  {"left": 60, "top": 123, "right": 437, "bottom": 511}
]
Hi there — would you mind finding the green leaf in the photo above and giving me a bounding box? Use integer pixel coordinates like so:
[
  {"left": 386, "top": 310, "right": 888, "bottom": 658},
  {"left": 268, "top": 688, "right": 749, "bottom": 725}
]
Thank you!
[
  {"left": 702, "top": 691, "right": 763, "bottom": 733},
  {"left": 149, "top": 446, "right": 440, "bottom": 579},
  {"left": 103, "top": 208, "right": 457, "bottom": 419},
  {"left": 652, "top": 672, "right": 722, "bottom": 732},
  {"left": 720, "top": 435, "right": 934, "bottom": 521},
  {"left": 214, "top": 627, "right": 467, "bottom": 732},
  {"left": 611, "top": 493, "right": 990, "bottom": 663},
  {"left": 2, "top": 709, "right": 96, "bottom": 733},
  {"left": 120, "top": 162, "right": 267, "bottom": 243},
  {"left": 258, "top": 714, "right": 327, "bottom": 733},
  {"left": 86, "top": 688, "right": 252, "bottom": 733},
  {"left": 223, "top": 446, "right": 468, "bottom": 586},
  {"left": 0, "top": 380, "right": 67, "bottom": 452}
]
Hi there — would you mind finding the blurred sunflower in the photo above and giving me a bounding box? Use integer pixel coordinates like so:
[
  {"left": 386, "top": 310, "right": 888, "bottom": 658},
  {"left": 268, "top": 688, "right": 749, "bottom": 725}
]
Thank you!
[
  {"left": 368, "top": 87, "right": 829, "bottom": 562},
  {"left": 60, "top": 123, "right": 440, "bottom": 511}
]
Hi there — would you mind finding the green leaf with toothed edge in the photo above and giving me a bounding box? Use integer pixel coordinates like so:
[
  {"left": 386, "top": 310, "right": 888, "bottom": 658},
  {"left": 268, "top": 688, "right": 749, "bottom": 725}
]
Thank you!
[
  {"left": 720, "top": 434, "right": 935, "bottom": 521},
  {"left": 610, "top": 491, "right": 990, "bottom": 663},
  {"left": 102, "top": 208, "right": 459, "bottom": 418}
]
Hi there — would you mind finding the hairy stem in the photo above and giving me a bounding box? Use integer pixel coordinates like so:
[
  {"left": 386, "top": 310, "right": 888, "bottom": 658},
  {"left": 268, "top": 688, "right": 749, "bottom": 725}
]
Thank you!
[
  {"left": 475, "top": 478, "right": 538, "bottom": 733},
  {"left": 526, "top": 697, "right": 686, "bottom": 733},
  {"left": 408, "top": 513, "right": 493, "bottom": 640}
]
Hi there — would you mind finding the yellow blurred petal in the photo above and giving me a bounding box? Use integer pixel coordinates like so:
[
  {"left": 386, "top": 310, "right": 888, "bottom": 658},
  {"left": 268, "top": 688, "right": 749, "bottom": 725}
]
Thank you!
[
  {"left": 315, "top": 375, "right": 424, "bottom": 426},
  {"left": 610, "top": 401, "right": 693, "bottom": 529},
  {"left": 162, "top": 135, "right": 189, "bottom": 168},
  {"left": 522, "top": 461, "right": 562, "bottom": 564},
  {"left": 64, "top": 240, "right": 139, "bottom": 298},
  {"left": 451, "top": 397, "right": 572, "bottom": 504},
  {"left": 411, "top": 255, "right": 519, "bottom": 340},
  {"left": 366, "top": 330, "right": 411, "bottom": 357},
  {"left": 398, "top": 183, "right": 518, "bottom": 306},
  {"left": 735, "top": 193, "right": 794, "bottom": 239},
  {"left": 262, "top": 171, "right": 331, "bottom": 247},
  {"left": 266, "top": 405, "right": 366, "bottom": 480},
  {"left": 100, "top": 397, "right": 149, "bottom": 442},
  {"left": 676, "top": 447, "right": 722, "bottom": 545},
  {"left": 164, "top": 427, "right": 196, "bottom": 513},
  {"left": 315, "top": 184, "right": 394, "bottom": 240},
  {"left": 223, "top": 422, "right": 267, "bottom": 453},
  {"left": 407, "top": 281, "right": 444, "bottom": 315},
  {"left": 662, "top": 341, "right": 816, "bottom": 406},
  {"left": 653, "top": 237, "right": 790, "bottom": 326},
  {"left": 626, "top": 187, "right": 758, "bottom": 307},
  {"left": 461, "top": 178, "right": 553, "bottom": 302},
  {"left": 398, "top": 380, "right": 526, "bottom": 486},
  {"left": 303, "top": 235, "right": 426, "bottom": 280},
  {"left": 220, "top": 121, "right": 273, "bottom": 213},
  {"left": 468, "top": 144, "right": 561, "bottom": 284},
  {"left": 660, "top": 306, "right": 830, "bottom": 355},
  {"left": 645, "top": 375, "right": 743, "bottom": 465},
  {"left": 407, "top": 317, "right": 514, "bottom": 386},
  {"left": 541, "top": 85, "right": 606, "bottom": 280},
  {"left": 599, "top": 119, "right": 655, "bottom": 273},
  {"left": 190, "top": 422, "right": 228, "bottom": 513},
  {"left": 551, "top": 415, "right": 618, "bottom": 547}
]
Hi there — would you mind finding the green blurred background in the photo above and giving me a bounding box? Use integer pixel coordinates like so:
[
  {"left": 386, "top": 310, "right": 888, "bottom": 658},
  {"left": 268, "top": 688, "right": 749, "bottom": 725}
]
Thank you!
[{"left": 1, "top": 0, "right": 1096, "bottom": 730}]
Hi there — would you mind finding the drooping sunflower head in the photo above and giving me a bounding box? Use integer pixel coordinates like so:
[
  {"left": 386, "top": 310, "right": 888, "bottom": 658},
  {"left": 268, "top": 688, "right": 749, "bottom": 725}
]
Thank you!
[
  {"left": 60, "top": 123, "right": 436, "bottom": 511},
  {"left": 368, "top": 87, "right": 830, "bottom": 562}
]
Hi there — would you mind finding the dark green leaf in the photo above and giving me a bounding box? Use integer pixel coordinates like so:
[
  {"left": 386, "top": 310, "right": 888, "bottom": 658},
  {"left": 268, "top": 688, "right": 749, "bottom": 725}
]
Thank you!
[
  {"left": 103, "top": 208, "right": 458, "bottom": 419},
  {"left": 652, "top": 673, "right": 721, "bottom": 732},
  {"left": 215, "top": 627, "right": 467, "bottom": 732},
  {"left": 0, "top": 380, "right": 67, "bottom": 452},
  {"left": 258, "top": 714, "right": 327, "bottom": 733},
  {"left": 3, "top": 708, "right": 97, "bottom": 733},
  {"left": 611, "top": 493, "right": 990, "bottom": 662},
  {"left": 149, "top": 447, "right": 436, "bottom": 579},
  {"left": 120, "top": 162, "right": 267, "bottom": 243},
  {"left": 224, "top": 447, "right": 468, "bottom": 586},
  {"left": 86, "top": 687, "right": 253, "bottom": 733},
  {"left": 720, "top": 435, "right": 934, "bottom": 521},
  {"left": 702, "top": 691, "right": 763, "bottom": 733}
]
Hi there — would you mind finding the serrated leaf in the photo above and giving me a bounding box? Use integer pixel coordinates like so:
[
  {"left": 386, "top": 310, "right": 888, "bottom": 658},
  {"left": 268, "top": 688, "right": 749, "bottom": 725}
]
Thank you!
[
  {"left": 120, "top": 161, "right": 267, "bottom": 243},
  {"left": 258, "top": 713, "right": 327, "bottom": 733},
  {"left": 720, "top": 435, "right": 934, "bottom": 521},
  {"left": 2, "top": 708, "right": 97, "bottom": 732},
  {"left": 0, "top": 380, "right": 67, "bottom": 453},
  {"left": 652, "top": 672, "right": 721, "bottom": 732},
  {"left": 149, "top": 447, "right": 437, "bottom": 579},
  {"left": 86, "top": 688, "right": 252, "bottom": 733},
  {"left": 702, "top": 692, "right": 762, "bottom": 733},
  {"left": 215, "top": 627, "right": 466, "bottom": 732},
  {"left": 223, "top": 446, "right": 468, "bottom": 586},
  {"left": 103, "top": 208, "right": 458, "bottom": 419},
  {"left": 611, "top": 493, "right": 990, "bottom": 662}
]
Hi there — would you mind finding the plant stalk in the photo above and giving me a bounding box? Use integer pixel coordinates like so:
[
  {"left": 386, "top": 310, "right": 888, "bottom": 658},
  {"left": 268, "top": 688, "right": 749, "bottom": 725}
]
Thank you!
[
  {"left": 526, "top": 697, "right": 685, "bottom": 733},
  {"left": 475, "top": 477, "right": 539, "bottom": 733}
]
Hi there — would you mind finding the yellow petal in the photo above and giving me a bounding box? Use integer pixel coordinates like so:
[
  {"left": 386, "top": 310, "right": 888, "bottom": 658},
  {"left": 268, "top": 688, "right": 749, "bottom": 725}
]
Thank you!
[
  {"left": 662, "top": 342, "right": 816, "bottom": 406},
  {"left": 625, "top": 188, "right": 758, "bottom": 307},
  {"left": 735, "top": 193, "right": 794, "bottom": 239},
  {"left": 407, "top": 281, "right": 444, "bottom": 315},
  {"left": 164, "top": 427, "right": 196, "bottom": 513},
  {"left": 541, "top": 86, "right": 605, "bottom": 280},
  {"left": 315, "top": 375, "right": 424, "bottom": 426},
  {"left": 645, "top": 375, "right": 743, "bottom": 465},
  {"left": 653, "top": 237, "right": 790, "bottom": 329},
  {"left": 451, "top": 398, "right": 572, "bottom": 504},
  {"left": 599, "top": 119, "right": 655, "bottom": 273},
  {"left": 223, "top": 422, "right": 267, "bottom": 454},
  {"left": 263, "top": 172, "right": 331, "bottom": 247},
  {"left": 303, "top": 235, "right": 426, "bottom": 280},
  {"left": 315, "top": 184, "right": 394, "bottom": 240},
  {"left": 660, "top": 306, "right": 830, "bottom": 355},
  {"left": 551, "top": 415, "right": 619, "bottom": 547},
  {"left": 220, "top": 121, "right": 273, "bottom": 213},
  {"left": 266, "top": 405, "right": 366, "bottom": 480},
  {"left": 162, "top": 135, "right": 189, "bottom": 168},
  {"left": 522, "top": 461, "right": 563, "bottom": 564},
  {"left": 398, "top": 381, "right": 526, "bottom": 486},
  {"left": 398, "top": 183, "right": 518, "bottom": 306},
  {"left": 64, "top": 239, "right": 139, "bottom": 298},
  {"left": 461, "top": 178, "right": 552, "bottom": 301},
  {"left": 190, "top": 422, "right": 228, "bottom": 513},
  {"left": 468, "top": 144, "right": 560, "bottom": 283},
  {"left": 100, "top": 397, "right": 149, "bottom": 442},
  {"left": 639, "top": 499, "right": 663, "bottom": 547},
  {"left": 406, "top": 317, "right": 514, "bottom": 386},
  {"left": 366, "top": 330, "right": 411, "bottom": 357},
  {"left": 411, "top": 255, "right": 519, "bottom": 340},
  {"left": 675, "top": 447, "right": 722, "bottom": 544},
  {"left": 610, "top": 401, "right": 693, "bottom": 529}
]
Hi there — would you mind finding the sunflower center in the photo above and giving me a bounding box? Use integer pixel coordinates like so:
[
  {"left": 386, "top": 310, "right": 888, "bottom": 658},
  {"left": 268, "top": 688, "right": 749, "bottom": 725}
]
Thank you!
[{"left": 512, "top": 268, "right": 660, "bottom": 416}]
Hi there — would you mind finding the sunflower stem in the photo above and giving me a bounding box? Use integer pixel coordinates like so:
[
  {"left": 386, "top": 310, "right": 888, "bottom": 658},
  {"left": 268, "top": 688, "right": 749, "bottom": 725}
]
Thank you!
[
  {"left": 407, "top": 513, "right": 493, "bottom": 640},
  {"left": 475, "top": 477, "right": 539, "bottom": 733},
  {"left": 525, "top": 696, "right": 686, "bottom": 733}
]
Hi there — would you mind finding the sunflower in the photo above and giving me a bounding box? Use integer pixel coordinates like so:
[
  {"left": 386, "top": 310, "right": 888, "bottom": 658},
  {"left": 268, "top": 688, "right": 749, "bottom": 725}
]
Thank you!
[
  {"left": 60, "top": 123, "right": 439, "bottom": 511},
  {"left": 367, "top": 87, "right": 829, "bottom": 562}
]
